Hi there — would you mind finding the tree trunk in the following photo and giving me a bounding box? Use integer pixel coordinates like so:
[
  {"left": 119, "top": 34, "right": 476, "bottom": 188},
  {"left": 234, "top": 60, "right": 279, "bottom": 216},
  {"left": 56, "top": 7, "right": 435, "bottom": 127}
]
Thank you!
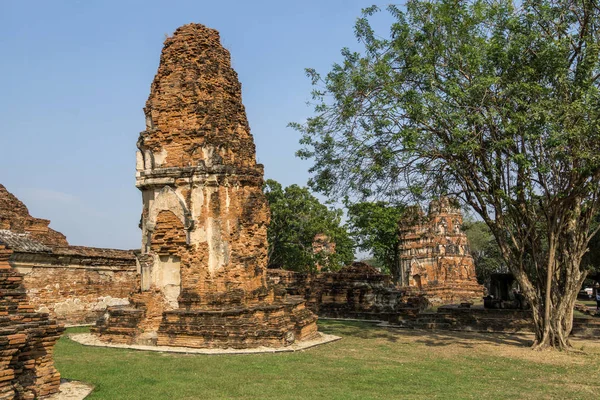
[{"left": 529, "top": 257, "right": 587, "bottom": 350}]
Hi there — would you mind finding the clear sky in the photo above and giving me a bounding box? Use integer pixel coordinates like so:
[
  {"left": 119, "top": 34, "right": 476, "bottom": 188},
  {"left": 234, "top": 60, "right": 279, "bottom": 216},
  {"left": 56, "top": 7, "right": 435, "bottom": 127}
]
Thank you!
[{"left": 0, "top": 0, "right": 392, "bottom": 249}]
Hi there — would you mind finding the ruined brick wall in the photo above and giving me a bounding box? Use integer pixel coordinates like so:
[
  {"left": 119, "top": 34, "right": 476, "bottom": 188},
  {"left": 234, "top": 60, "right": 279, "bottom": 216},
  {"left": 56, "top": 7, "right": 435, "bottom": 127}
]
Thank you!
[
  {"left": 397, "top": 198, "right": 484, "bottom": 304},
  {"left": 0, "top": 185, "right": 139, "bottom": 325},
  {"left": 389, "top": 305, "right": 600, "bottom": 338},
  {"left": 0, "top": 184, "right": 68, "bottom": 247},
  {"left": 9, "top": 248, "right": 137, "bottom": 325},
  {"left": 268, "top": 263, "right": 409, "bottom": 320},
  {"left": 307, "top": 262, "right": 407, "bottom": 319},
  {"left": 0, "top": 243, "right": 64, "bottom": 399},
  {"left": 267, "top": 269, "right": 312, "bottom": 296}
]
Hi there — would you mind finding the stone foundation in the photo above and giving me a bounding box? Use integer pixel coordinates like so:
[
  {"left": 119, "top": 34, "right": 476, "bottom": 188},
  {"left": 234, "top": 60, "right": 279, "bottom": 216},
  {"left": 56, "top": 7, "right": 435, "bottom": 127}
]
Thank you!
[{"left": 0, "top": 244, "right": 64, "bottom": 399}]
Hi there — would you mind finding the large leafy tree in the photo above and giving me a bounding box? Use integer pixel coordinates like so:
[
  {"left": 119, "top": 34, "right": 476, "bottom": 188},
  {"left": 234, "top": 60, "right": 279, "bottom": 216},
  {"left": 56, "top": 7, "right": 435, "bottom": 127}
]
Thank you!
[
  {"left": 263, "top": 179, "right": 354, "bottom": 272},
  {"left": 345, "top": 201, "right": 405, "bottom": 279},
  {"left": 292, "top": 0, "right": 600, "bottom": 349}
]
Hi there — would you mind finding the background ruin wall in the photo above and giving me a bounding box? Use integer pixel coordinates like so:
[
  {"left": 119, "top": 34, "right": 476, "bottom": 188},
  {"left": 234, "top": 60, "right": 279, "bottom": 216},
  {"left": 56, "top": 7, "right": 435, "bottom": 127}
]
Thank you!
[
  {"left": 0, "top": 184, "right": 138, "bottom": 325},
  {"left": 9, "top": 247, "right": 137, "bottom": 325}
]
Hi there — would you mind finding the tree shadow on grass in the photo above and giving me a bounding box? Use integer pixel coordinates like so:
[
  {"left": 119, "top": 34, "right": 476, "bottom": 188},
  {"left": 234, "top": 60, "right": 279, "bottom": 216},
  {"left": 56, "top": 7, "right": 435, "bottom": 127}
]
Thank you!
[
  {"left": 318, "top": 319, "right": 533, "bottom": 348},
  {"left": 408, "top": 329, "right": 533, "bottom": 349}
]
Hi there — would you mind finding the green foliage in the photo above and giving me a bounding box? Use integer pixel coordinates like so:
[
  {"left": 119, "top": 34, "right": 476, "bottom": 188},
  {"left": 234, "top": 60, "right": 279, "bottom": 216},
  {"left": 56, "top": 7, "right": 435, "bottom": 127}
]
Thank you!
[
  {"left": 462, "top": 219, "right": 507, "bottom": 285},
  {"left": 263, "top": 179, "right": 354, "bottom": 272},
  {"left": 293, "top": 0, "right": 600, "bottom": 348},
  {"left": 345, "top": 200, "right": 404, "bottom": 277},
  {"left": 582, "top": 214, "right": 600, "bottom": 281}
]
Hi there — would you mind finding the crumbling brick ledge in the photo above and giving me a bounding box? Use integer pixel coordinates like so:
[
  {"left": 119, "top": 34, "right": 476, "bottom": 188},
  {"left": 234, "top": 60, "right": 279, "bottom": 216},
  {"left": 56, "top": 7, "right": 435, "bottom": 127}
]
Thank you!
[{"left": 68, "top": 332, "right": 340, "bottom": 355}]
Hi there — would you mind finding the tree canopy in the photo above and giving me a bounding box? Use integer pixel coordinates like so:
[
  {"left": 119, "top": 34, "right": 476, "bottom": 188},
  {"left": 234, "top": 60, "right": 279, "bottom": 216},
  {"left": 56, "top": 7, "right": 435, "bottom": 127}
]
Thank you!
[
  {"left": 345, "top": 200, "right": 404, "bottom": 279},
  {"left": 293, "top": 0, "right": 600, "bottom": 349},
  {"left": 263, "top": 179, "right": 354, "bottom": 272},
  {"left": 462, "top": 219, "right": 507, "bottom": 285}
]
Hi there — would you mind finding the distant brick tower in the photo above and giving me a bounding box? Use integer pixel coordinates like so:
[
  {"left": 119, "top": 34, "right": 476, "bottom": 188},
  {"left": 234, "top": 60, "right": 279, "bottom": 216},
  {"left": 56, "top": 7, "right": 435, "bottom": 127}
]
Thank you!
[
  {"left": 397, "top": 197, "right": 483, "bottom": 304},
  {"left": 94, "top": 24, "right": 317, "bottom": 348}
]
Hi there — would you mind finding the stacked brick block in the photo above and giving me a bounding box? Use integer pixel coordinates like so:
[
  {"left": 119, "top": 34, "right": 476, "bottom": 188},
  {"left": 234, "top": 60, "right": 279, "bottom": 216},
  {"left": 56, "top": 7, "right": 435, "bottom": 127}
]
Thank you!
[
  {"left": 306, "top": 263, "right": 408, "bottom": 319},
  {"left": 0, "top": 244, "right": 64, "bottom": 399}
]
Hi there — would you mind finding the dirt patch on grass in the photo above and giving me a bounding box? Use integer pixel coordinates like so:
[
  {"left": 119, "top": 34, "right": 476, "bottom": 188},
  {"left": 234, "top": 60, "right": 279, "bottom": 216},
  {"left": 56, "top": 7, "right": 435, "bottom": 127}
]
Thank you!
[
  {"left": 321, "top": 320, "right": 600, "bottom": 366},
  {"left": 381, "top": 326, "right": 600, "bottom": 366}
]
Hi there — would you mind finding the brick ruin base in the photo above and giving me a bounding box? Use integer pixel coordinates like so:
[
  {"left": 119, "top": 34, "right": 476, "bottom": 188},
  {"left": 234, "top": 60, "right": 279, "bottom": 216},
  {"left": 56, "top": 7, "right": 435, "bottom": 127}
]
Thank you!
[
  {"left": 0, "top": 244, "right": 64, "bottom": 399},
  {"left": 402, "top": 282, "right": 485, "bottom": 306},
  {"left": 268, "top": 263, "right": 428, "bottom": 321},
  {"left": 93, "top": 289, "right": 317, "bottom": 349}
]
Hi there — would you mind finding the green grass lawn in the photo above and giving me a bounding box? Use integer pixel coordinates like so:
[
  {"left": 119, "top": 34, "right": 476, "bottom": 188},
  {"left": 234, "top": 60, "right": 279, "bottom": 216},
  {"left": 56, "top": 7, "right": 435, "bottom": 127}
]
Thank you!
[{"left": 55, "top": 321, "right": 600, "bottom": 400}]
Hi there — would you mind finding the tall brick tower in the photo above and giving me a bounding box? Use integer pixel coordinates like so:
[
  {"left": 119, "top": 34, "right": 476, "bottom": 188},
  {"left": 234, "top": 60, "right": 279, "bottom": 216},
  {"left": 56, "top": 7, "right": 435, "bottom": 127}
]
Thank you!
[{"left": 94, "top": 24, "right": 317, "bottom": 348}]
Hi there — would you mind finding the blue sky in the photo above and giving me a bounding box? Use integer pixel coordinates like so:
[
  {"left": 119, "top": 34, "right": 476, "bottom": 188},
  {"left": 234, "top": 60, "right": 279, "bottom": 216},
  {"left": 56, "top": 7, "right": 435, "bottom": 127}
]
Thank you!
[{"left": 0, "top": 1, "right": 392, "bottom": 249}]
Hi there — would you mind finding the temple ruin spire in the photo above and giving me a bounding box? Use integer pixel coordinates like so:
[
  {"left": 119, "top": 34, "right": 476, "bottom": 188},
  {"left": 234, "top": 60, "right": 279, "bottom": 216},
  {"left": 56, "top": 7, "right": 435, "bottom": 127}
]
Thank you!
[{"left": 95, "top": 23, "right": 319, "bottom": 349}]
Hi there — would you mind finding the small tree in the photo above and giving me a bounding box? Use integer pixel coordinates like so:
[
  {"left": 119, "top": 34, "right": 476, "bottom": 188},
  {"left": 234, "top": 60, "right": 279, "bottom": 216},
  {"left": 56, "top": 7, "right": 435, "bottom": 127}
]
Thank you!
[
  {"left": 462, "top": 219, "right": 507, "bottom": 285},
  {"left": 345, "top": 200, "right": 404, "bottom": 280},
  {"left": 582, "top": 214, "right": 600, "bottom": 283},
  {"left": 292, "top": 0, "right": 600, "bottom": 349},
  {"left": 263, "top": 179, "right": 354, "bottom": 272}
]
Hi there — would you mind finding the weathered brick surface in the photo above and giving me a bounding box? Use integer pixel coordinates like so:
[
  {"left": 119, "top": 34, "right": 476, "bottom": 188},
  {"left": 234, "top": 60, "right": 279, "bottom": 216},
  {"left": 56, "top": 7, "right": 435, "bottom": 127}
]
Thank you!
[
  {"left": 0, "top": 184, "right": 67, "bottom": 247},
  {"left": 312, "top": 233, "right": 336, "bottom": 272},
  {"left": 397, "top": 198, "right": 484, "bottom": 304},
  {"left": 15, "top": 255, "right": 136, "bottom": 325},
  {"left": 307, "top": 262, "right": 408, "bottom": 319},
  {"left": 95, "top": 23, "right": 318, "bottom": 348},
  {"left": 0, "top": 244, "right": 64, "bottom": 399}
]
